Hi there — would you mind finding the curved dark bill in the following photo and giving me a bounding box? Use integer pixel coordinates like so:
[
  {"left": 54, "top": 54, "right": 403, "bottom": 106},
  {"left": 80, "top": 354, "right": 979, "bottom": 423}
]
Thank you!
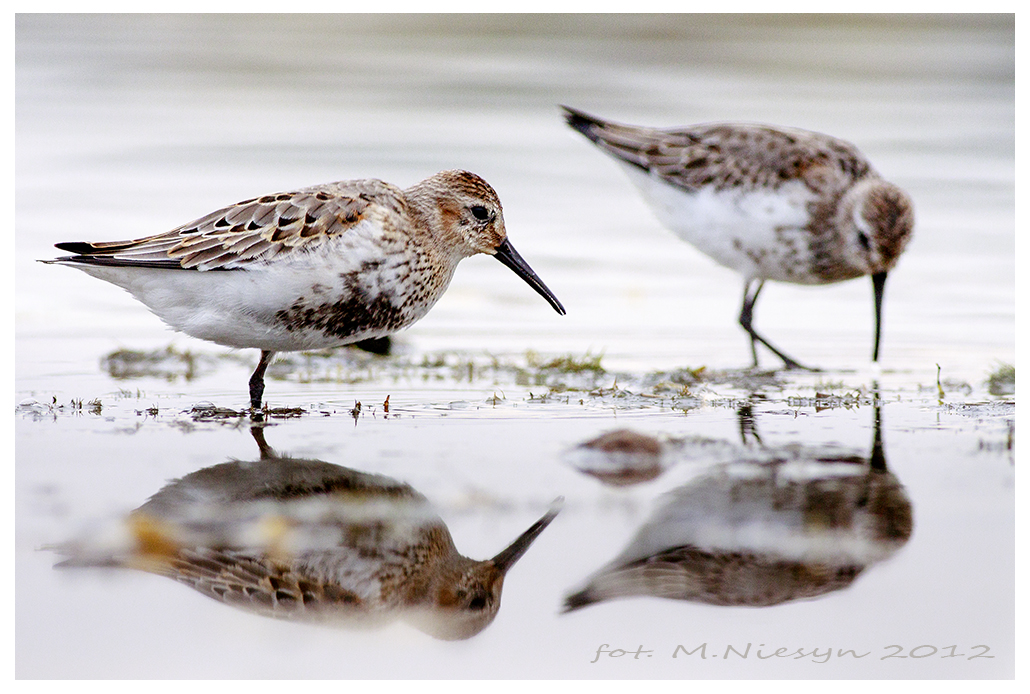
[
  {"left": 491, "top": 497, "right": 564, "bottom": 574},
  {"left": 872, "top": 271, "right": 888, "bottom": 362},
  {"left": 493, "top": 239, "right": 566, "bottom": 315}
]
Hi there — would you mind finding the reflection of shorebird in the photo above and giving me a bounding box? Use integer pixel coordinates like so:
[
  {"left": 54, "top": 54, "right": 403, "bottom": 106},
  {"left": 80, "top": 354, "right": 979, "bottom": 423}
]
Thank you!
[
  {"left": 564, "top": 428, "right": 742, "bottom": 487},
  {"left": 563, "top": 107, "right": 913, "bottom": 369},
  {"left": 54, "top": 429, "right": 563, "bottom": 640},
  {"left": 45, "top": 170, "right": 565, "bottom": 409},
  {"left": 564, "top": 403, "right": 911, "bottom": 611},
  {"left": 565, "top": 429, "right": 669, "bottom": 486}
]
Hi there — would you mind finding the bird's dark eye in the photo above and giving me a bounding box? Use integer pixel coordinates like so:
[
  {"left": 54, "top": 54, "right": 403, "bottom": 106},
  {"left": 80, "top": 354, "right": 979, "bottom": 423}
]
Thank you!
[
  {"left": 468, "top": 595, "right": 487, "bottom": 610},
  {"left": 470, "top": 205, "right": 490, "bottom": 221},
  {"left": 856, "top": 231, "right": 871, "bottom": 251}
]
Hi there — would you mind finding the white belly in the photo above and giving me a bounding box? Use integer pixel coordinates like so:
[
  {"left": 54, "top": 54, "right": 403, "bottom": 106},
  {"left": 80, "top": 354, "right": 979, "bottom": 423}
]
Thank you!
[
  {"left": 623, "top": 165, "right": 823, "bottom": 285},
  {"left": 65, "top": 241, "right": 449, "bottom": 352}
]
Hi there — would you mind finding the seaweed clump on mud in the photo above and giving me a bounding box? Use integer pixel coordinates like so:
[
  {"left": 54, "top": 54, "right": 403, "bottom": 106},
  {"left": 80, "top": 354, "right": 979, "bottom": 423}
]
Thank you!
[
  {"left": 986, "top": 363, "right": 1015, "bottom": 397},
  {"left": 102, "top": 346, "right": 216, "bottom": 382},
  {"left": 642, "top": 366, "right": 787, "bottom": 398},
  {"left": 189, "top": 404, "right": 306, "bottom": 421}
]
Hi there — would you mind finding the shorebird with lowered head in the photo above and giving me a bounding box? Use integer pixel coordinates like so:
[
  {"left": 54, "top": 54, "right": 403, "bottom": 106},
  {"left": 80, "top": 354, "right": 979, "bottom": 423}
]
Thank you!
[{"left": 562, "top": 106, "right": 913, "bottom": 370}]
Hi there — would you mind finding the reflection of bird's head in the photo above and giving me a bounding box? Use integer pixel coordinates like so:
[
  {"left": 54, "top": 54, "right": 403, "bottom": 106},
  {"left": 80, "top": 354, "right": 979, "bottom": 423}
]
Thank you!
[
  {"left": 412, "top": 558, "right": 507, "bottom": 641},
  {"left": 412, "top": 499, "right": 563, "bottom": 640}
]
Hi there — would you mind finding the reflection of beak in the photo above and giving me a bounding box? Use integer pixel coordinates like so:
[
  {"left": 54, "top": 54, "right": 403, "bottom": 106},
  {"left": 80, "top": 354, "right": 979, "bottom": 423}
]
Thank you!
[
  {"left": 491, "top": 497, "right": 564, "bottom": 574},
  {"left": 493, "top": 239, "right": 566, "bottom": 315},
  {"left": 872, "top": 272, "right": 887, "bottom": 362}
]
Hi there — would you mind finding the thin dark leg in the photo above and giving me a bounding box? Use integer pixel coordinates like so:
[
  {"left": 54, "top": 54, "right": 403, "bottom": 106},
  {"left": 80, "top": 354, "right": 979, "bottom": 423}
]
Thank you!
[
  {"left": 250, "top": 425, "right": 277, "bottom": 459},
  {"left": 869, "top": 382, "right": 887, "bottom": 472},
  {"left": 871, "top": 271, "right": 888, "bottom": 362},
  {"left": 249, "top": 350, "right": 275, "bottom": 410},
  {"left": 739, "top": 280, "right": 763, "bottom": 367},
  {"left": 738, "top": 279, "right": 810, "bottom": 371},
  {"left": 736, "top": 402, "right": 763, "bottom": 446}
]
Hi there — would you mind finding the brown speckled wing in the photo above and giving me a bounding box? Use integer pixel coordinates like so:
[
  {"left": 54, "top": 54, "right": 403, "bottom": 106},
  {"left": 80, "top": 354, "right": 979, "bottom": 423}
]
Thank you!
[
  {"left": 564, "top": 547, "right": 861, "bottom": 611},
  {"left": 564, "top": 107, "right": 873, "bottom": 194},
  {"left": 165, "top": 547, "right": 363, "bottom": 619},
  {"left": 54, "top": 180, "right": 402, "bottom": 271},
  {"left": 645, "top": 124, "right": 873, "bottom": 193}
]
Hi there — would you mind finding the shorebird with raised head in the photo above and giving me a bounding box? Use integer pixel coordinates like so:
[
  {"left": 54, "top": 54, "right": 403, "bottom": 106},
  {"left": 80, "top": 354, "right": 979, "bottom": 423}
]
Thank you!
[
  {"left": 562, "top": 106, "right": 913, "bottom": 369},
  {"left": 46, "top": 170, "right": 565, "bottom": 408}
]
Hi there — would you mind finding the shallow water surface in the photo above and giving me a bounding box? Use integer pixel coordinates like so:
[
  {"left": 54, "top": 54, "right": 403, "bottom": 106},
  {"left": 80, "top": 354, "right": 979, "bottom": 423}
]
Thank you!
[{"left": 15, "top": 15, "right": 1014, "bottom": 679}]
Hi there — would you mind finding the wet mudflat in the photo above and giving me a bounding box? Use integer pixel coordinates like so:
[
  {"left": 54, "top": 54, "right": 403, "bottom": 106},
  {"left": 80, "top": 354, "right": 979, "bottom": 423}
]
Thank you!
[
  {"left": 16, "top": 349, "right": 1015, "bottom": 678},
  {"left": 16, "top": 14, "right": 1013, "bottom": 680}
]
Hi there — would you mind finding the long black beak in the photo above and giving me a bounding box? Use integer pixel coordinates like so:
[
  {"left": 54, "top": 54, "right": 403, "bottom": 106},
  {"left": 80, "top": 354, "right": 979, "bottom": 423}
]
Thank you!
[
  {"left": 493, "top": 239, "right": 566, "bottom": 315},
  {"left": 872, "top": 271, "right": 888, "bottom": 362},
  {"left": 491, "top": 497, "right": 564, "bottom": 574}
]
